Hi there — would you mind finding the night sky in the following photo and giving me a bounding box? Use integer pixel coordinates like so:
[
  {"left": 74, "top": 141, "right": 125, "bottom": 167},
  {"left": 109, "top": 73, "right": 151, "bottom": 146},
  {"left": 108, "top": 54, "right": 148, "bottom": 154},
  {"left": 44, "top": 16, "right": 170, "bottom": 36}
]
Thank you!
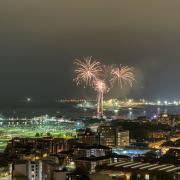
[{"left": 0, "top": 1, "right": 180, "bottom": 103}]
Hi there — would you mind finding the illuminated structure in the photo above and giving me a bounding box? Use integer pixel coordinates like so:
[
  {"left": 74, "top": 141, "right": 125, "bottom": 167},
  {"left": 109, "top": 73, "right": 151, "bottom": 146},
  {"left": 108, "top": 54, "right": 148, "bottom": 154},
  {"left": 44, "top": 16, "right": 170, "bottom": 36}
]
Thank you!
[
  {"left": 77, "top": 128, "right": 98, "bottom": 145},
  {"left": 97, "top": 124, "right": 129, "bottom": 147},
  {"left": 12, "top": 160, "right": 42, "bottom": 180},
  {"left": 12, "top": 159, "right": 69, "bottom": 180},
  {"left": 157, "top": 114, "right": 180, "bottom": 126},
  {"left": 99, "top": 161, "right": 180, "bottom": 180},
  {"left": 10, "top": 137, "right": 75, "bottom": 160},
  {"left": 73, "top": 144, "right": 111, "bottom": 159}
]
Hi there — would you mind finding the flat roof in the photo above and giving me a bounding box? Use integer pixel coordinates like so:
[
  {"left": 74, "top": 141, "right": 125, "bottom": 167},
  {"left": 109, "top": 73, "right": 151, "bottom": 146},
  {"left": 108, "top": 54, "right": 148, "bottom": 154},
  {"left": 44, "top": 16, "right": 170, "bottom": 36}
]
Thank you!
[{"left": 107, "top": 161, "right": 180, "bottom": 174}]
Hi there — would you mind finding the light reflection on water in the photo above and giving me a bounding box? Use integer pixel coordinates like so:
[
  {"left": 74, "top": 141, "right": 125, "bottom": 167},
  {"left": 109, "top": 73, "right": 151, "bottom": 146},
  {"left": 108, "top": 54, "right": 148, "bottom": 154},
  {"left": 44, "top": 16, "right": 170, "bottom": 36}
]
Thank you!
[{"left": 0, "top": 104, "right": 180, "bottom": 119}]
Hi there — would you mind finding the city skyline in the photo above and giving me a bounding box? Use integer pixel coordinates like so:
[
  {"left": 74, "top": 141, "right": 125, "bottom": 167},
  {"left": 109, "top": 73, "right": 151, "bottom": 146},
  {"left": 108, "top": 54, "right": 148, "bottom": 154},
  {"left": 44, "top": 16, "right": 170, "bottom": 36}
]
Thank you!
[{"left": 0, "top": 1, "right": 180, "bottom": 180}]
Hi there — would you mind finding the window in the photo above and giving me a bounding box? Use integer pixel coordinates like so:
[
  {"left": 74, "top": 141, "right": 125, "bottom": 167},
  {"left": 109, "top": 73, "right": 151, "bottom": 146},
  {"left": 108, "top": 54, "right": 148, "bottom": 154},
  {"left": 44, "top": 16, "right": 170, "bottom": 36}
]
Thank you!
[{"left": 145, "top": 174, "right": 149, "bottom": 180}]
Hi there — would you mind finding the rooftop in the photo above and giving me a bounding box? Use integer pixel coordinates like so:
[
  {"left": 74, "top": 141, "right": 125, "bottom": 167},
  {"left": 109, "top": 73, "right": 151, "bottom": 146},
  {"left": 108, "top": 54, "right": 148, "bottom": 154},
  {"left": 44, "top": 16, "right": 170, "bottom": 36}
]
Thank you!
[
  {"left": 76, "top": 155, "right": 111, "bottom": 162},
  {"left": 106, "top": 160, "right": 180, "bottom": 174},
  {"left": 75, "top": 143, "right": 110, "bottom": 150}
]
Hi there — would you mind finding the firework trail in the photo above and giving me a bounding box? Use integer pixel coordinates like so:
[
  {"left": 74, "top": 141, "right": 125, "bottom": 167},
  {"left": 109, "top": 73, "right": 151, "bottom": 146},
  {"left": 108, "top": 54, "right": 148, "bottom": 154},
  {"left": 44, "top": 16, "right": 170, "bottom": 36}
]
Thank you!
[{"left": 94, "top": 79, "right": 108, "bottom": 117}]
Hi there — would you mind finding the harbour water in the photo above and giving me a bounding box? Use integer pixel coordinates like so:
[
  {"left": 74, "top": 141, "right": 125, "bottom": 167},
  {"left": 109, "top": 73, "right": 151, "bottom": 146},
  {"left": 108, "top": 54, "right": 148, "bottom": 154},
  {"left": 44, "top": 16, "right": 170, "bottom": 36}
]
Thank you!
[
  {"left": 0, "top": 103, "right": 180, "bottom": 119},
  {"left": 0, "top": 103, "right": 180, "bottom": 152}
]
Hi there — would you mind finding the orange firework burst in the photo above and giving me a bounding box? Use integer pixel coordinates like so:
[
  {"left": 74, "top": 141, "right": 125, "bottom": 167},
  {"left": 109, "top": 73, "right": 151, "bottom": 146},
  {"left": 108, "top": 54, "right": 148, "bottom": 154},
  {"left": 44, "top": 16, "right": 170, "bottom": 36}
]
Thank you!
[
  {"left": 74, "top": 56, "right": 102, "bottom": 86},
  {"left": 111, "top": 65, "right": 135, "bottom": 88}
]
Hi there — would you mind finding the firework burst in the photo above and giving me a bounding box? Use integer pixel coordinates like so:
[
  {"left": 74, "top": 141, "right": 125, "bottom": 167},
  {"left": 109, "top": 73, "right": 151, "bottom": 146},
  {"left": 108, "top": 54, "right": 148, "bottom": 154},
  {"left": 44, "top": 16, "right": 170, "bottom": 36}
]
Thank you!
[
  {"left": 73, "top": 57, "right": 135, "bottom": 118},
  {"left": 94, "top": 79, "right": 108, "bottom": 117},
  {"left": 94, "top": 79, "right": 108, "bottom": 94},
  {"left": 74, "top": 56, "right": 102, "bottom": 86},
  {"left": 111, "top": 65, "right": 135, "bottom": 88}
]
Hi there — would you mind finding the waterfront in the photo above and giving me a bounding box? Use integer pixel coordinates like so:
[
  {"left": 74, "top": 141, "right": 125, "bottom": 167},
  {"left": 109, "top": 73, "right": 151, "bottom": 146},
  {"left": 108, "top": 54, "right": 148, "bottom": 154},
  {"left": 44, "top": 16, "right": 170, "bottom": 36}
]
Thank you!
[
  {"left": 1, "top": 102, "right": 180, "bottom": 119},
  {"left": 0, "top": 103, "right": 180, "bottom": 153}
]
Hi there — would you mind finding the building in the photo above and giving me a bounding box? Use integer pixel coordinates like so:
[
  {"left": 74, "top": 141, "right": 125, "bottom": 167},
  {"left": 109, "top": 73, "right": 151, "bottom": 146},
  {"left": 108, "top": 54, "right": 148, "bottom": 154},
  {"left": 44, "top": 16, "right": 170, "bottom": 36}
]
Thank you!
[
  {"left": 96, "top": 160, "right": 180, "bottom": 180},
  {"left": 77, "top": 128, "right": 98, "bottom": 145},
  {"left": 27, "top": 161, "right": 42, "bottom": 180},
  {"left": 75, "top": 156, "right": 111, "bottom": 174},
  {"left": 97, "top": 124, "right": 129, "bottom": 147},
  {"left": 53, "top": 170, "right": 68, "bottom": 180},
  {"left": 12, "top": 159, "right": 72, "bottom": 180},
  {"left": 12, "top": 160, "right": 27, "bottom": 179},
  {"left": 117, "top": 131, "right": 130, "bottom": 147},
  {"left": 73, "top": 144, "right": 111, "bottom": 159},
  {"left": 9, "top": 137, "right": 75, "bottom": 161},
  {"left": 160, "top": 143, "right": 180, "bottom": 165},
  {"left": 12, "top": 160, "right": 42, "bottom": 180},
  {"left": 42, "top": 159, "right": 60, "bottom": 180},
  {"left": 157, "top": 114, "right": 180, "bottom": 126},
  {"left": 149, "top": 130, "right": 168, "bottom": 139}
]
